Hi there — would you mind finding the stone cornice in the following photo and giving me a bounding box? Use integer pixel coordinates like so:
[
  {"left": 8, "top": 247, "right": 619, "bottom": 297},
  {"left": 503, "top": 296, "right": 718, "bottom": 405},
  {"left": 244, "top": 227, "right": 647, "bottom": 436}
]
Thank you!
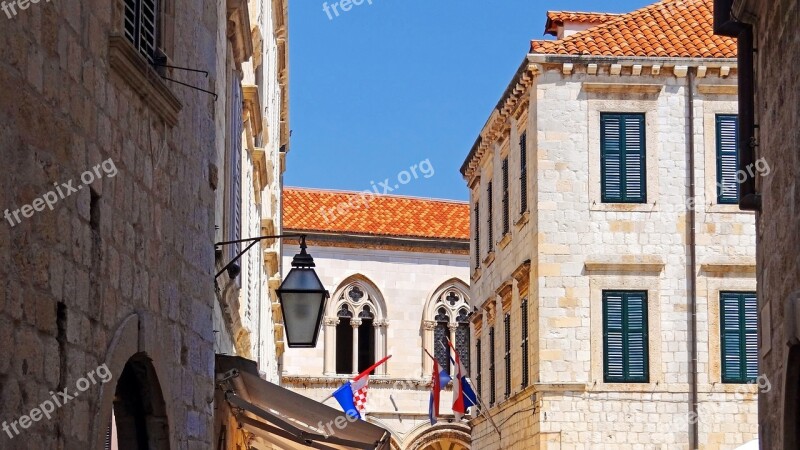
[
  {"left": 584, "top": 255, "right": 665, "bottom": 273},
  {"left": 282, "top": 375, "right": 433, "bottom": 389},
  {"left": 242, "top": 85, "right": 263, "bottom": 137},
  {"left": 700, "top": 260, "right": 757, "bottom": 275},
  {"left": 461, "top": 61, "right": 539, "bottom": 179},
  {"left": 226, "top": 0, "right": 253, "bottom": 69}
]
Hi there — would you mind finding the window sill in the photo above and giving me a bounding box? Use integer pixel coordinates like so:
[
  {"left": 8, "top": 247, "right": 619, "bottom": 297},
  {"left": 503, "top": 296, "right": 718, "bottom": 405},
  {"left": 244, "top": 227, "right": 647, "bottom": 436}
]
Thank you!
[
  {"left": 515, "top": 211, "right": 530, "bottom": 229},
  {"left": 498, "top": 233, "right": 512, "bottom": 250},
  {"left": 589, "top": 201, "right": 654, "bottom": 213},
  {"left": 483, "top": 251, "right": 496, "bottom": 267},
  {"left": 471, "top": 268, "right": 482, "bottom": 283},
  {"left": 108, "top": 35, "right": 182, "bottom": 127},
  {"left": 706, "top": 202, "right": 755, "bottom": 214}
]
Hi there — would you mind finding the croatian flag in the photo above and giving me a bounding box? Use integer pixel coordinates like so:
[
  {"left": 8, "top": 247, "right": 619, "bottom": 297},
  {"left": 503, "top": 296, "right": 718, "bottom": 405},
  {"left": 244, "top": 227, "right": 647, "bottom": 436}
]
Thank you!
[
  {"left": 331, "top": 355, "right": 391, "bottom": 419},
  {"left": 446, "top": 340, "right": 478, "bottom": 420},
  {"left": 429, "top": 358, "right": 452, "bottom": 425}
]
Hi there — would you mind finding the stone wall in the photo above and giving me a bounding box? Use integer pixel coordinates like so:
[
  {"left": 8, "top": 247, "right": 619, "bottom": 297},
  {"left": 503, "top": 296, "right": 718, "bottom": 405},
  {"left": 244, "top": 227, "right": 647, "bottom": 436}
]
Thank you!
[
  {"left": 0, "top": 0, "right": 222, "bottom": 447},
  {"left": 731, "top": 0, "right": 800, "bottom": 448}
]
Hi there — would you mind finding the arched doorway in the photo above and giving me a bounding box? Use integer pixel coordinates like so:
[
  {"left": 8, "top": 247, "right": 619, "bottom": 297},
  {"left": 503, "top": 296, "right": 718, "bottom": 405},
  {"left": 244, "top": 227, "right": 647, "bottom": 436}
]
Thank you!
[
  {"left": 784, "top": 345, "right": 800, "bottom": 449},
  {"left": 405, "top": 424, "right": 471, "bottom": 450},
  {"left": 107, "top": 353, "right": 171, "bottom": 449}
]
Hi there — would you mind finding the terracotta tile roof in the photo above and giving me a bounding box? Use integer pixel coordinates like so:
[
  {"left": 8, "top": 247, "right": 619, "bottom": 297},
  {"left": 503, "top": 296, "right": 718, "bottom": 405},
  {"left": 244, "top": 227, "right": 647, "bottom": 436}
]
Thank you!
[
  {"left": 532, "top": 0, "right": 737, "bottom": 58},
  {"left": 545, "top": 11, "right": 622, "bottom": 36},
  {"left": 283, "top": 187, "right": 470, "bottom": 241}
]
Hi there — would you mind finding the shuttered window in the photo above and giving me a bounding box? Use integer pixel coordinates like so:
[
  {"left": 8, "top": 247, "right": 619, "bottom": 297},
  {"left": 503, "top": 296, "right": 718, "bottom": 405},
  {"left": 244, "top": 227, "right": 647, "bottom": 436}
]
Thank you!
[
  {"left": 489, "top": 326, "right": 496, "bottom": 405},
  {"left": 476, "top": 338, "right": 482, "bottom": 402},
  {"left": 502, "top": 157, "right": 510, "bottom": 235},
  {"left": 716, "top": 115, "right": 740, "bottom": 204},
  {"left": 486, "top": 182, "right": 494, "bottom": 252},
  {"left": 720, "top": 292, "right": 758, "bottom": 383},
  {"left": 124, "top": 0, "right": 159, "bottom": 64},
  {"left": 519, "top": 132, "right": 528, "bottom": 213},
  {"left": 228, "top": 79, "right": 243, "bottom": 261},
  {"left": 503, "top": 313, "right": 511, "bottom": 397},
  {"left": 601, "top": 113, "right": 646, "bottom": 203},
  {"left": 473, "top": 201, "right": 480, "bottom": 267},
  {"left": 520, "top": 299, "right": 529, "bottom": 388},
  {"left": 603, "top": 291, "right": 649, "bottom": 382}
]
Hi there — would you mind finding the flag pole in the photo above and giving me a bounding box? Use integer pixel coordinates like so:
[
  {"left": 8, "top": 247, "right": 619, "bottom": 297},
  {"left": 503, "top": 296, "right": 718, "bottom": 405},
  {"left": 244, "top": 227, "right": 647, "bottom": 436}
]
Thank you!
[{"left": 441, "top": 339, "right": 502, "bottom": 438}]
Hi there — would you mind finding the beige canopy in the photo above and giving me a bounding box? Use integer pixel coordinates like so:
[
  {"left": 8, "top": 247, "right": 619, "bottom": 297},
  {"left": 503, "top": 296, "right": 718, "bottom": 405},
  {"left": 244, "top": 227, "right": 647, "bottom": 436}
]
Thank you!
[{"left": 216, "top": 355, "right": 391, "bottom": 450}]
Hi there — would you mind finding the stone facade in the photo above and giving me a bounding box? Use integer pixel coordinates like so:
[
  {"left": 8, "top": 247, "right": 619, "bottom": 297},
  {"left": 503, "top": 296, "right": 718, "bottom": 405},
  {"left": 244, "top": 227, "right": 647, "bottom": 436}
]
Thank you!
[
  {"left": 212, "top": 0, "right": 288, "bottom": 385},
  {"left": 0, "top": 0, "right": 225, "bottom": 447},
  {"left": 462, "top": 14, "right": 760, "bottom": 450},
  {"left": 280, "top": 227, "right": 472, "bottom": 449},
  {"left": 714, "top": 1, "right": 800, "bottom": 449}
]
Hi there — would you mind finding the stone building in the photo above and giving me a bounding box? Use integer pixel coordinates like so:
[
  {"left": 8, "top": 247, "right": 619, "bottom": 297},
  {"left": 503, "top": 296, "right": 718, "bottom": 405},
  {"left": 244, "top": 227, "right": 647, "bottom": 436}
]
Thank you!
[
  {"left": 0, "top": 0, "right": 225, "bottom": 447},
  {"left": 212, "top": 0, "right": 289, "bottom": 385},
  {"left": 280, "top": 187, "right": 473, "bottom": 450},
  {"left": 461, "top": 1, "right": 760, "bottom": 448},
  {"left": 713, "top": 1, "right": 800, "bottom": 449}
]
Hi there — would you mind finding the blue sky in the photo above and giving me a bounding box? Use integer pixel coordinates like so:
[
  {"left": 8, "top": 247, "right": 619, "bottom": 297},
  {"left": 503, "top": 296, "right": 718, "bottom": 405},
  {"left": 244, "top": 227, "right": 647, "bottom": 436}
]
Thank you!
[{"left": 285, "top": 0, "right": 652, "bottom": 201}]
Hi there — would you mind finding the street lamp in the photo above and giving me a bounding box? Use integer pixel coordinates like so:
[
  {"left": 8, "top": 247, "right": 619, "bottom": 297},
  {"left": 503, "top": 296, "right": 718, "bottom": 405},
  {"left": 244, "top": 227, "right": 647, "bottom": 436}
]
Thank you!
[{"left": 215, "top": 234, "right": 329, "bottom": 348}]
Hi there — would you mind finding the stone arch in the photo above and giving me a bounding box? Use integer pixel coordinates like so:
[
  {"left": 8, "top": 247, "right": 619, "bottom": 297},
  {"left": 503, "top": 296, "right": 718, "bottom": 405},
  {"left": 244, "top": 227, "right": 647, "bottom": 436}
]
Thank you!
[
  {"left": 422, "top": 278, "right": 471, "bottom": 375},
  {"left": 403, "top": 422, "right": 471, "bottom": 450},
  {"left": 784, "top": 345, "right": 800, "bottom": 449},
  {"left": 91, "top": 313, "right": 178, "bottom": 450},
  {"left": 326, "top": 274, "right": 388, "bottom": 320},
  {"left": 323, "top": 274, "right": 389, "bottom": 375}
]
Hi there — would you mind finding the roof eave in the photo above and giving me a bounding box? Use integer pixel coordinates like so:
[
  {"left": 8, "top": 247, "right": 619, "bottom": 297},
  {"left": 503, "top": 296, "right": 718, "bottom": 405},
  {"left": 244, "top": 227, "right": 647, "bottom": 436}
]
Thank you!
[{"left": 527, "top": 52, "right": 738, "bottom": 67}]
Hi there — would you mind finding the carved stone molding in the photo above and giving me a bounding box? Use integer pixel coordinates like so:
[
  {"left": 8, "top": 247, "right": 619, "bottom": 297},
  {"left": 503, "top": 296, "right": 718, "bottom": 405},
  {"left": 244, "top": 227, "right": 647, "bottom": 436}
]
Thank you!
[{"left": 108, "top": 36, "right": 182, "bottom": 127}]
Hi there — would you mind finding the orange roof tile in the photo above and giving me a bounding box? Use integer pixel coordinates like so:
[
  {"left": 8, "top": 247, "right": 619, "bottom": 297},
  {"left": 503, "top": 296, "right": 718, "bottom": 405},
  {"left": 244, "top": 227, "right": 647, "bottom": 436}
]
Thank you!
[
  {"left": 545, "top": 11, "right": 622, "bottom": 36},
  {"left": 532, "top": 0, "right": 737, "bottom": 58},
  {"left": 283, "top": 187, "right": 470, "bottom": 241}
]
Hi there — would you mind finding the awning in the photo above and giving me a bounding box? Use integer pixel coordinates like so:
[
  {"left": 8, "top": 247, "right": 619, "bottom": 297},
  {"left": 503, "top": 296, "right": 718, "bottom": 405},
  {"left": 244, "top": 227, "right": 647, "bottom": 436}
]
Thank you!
[{"left": 216, "top": 355, "right": 391, "bottom": 450}]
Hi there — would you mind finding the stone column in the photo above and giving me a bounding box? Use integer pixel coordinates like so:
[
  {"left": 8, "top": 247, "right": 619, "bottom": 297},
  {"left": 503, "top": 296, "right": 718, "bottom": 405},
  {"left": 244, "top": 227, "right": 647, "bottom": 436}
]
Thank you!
[
  {"left": 323, "top": 317, "right": 339, "bottom": 375},
  {"left": 422, "top": 320, "right": 436, "bottom": 375},
  {"left": 351, "top": 319, "right": 362, "bottom": 376},
  {"left": 374, "top": 319, "right": 388, "bottom": 375}
]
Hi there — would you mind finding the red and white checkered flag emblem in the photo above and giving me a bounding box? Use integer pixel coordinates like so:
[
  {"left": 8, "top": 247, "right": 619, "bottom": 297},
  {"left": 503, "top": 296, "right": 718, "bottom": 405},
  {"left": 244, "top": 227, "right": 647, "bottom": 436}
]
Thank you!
[{"left": 352, "top": 376, "right": 369, "bottom": 414}]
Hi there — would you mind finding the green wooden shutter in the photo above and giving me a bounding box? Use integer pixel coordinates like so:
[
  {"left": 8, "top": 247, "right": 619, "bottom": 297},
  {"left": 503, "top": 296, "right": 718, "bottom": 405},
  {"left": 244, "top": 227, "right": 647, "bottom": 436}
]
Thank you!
[
  {"left": 604, "top": 291, "right": 649, "bottom": 382},
  {"left": 743, "top": 293, "right": 758, "bottom": 380},
  {"left": 625, "top": 292, "right": 649, "bottom": 381},
  {"left": 716, "top": 115, "right": 739, "bottom": 204},
  {"left": 601, "top": 114, "right": 646, "bottom": 203},
  {"left": 721, "top": 292, "right": 758, "bottom": 383}
]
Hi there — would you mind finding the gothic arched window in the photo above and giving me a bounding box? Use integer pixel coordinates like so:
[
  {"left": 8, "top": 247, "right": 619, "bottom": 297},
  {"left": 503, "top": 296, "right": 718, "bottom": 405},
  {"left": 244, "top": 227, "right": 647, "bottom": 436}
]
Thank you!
[
  {"left": 423, "top": 283, "right": 471, "bottom": 376},
  {"left": 324, "top": 280, "right": 388, "bottom": 376}
]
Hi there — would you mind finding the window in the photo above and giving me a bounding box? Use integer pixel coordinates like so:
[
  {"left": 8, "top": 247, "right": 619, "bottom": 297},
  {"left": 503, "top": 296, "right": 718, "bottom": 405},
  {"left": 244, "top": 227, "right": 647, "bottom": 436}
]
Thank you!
[
  {"left": 716, "top": 115, "right": 739, "bottom": 204},
  {"left": 227, "top": 79, "right": 243, "bottom": 262},
  {"left": 519, "top": 132, "right": 528, "bottom": 213},
  {"left": 474, "top": 201, "right": 480, "bottom": 267},
  {"left": 455, "top": 308, "right": 471, "bottom": 375},
  {"left": 501, "top": 157, "right": 510, "bottom": 235},
  {"left": 426, "top": 287, "right": 471, "bottom": 375},
  {"left": 601, "top": 113, "right": 646, "bottom": 203},
  {"left": 124, "top": 0, "right": 159, "bottom": 63},
  {"left": 434, "top": 307, "right": 451, "bottom": 373},
  {"left": 720, "top": 292, "right": 758, "bottom": 383},
  {"left": 331, "top": 283, "right": 386, "bottom": 375},
  {"left": 476, "top": 338, "right": 482, "bottom": 400},
  {"left": 503, "top": 313, "right": 511, "bottom": 397},
  {"left": 520, "top": 299, "right": 529, "bottom": 388},
  {"left": 486, "top": 182, "right": 494, "bottom": 252},
  {"left": 603, "top": 291, "right": 649, "bottom": 382},
  {"left": 489, "top": 326, "right": 496, "bottom": 405}
]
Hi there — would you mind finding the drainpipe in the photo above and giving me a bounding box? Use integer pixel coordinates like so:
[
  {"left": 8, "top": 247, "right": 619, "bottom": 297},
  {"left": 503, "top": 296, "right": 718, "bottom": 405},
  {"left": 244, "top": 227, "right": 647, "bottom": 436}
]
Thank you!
[{"left": 685, "top": 66, "right": 699, "bottom": 450}]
